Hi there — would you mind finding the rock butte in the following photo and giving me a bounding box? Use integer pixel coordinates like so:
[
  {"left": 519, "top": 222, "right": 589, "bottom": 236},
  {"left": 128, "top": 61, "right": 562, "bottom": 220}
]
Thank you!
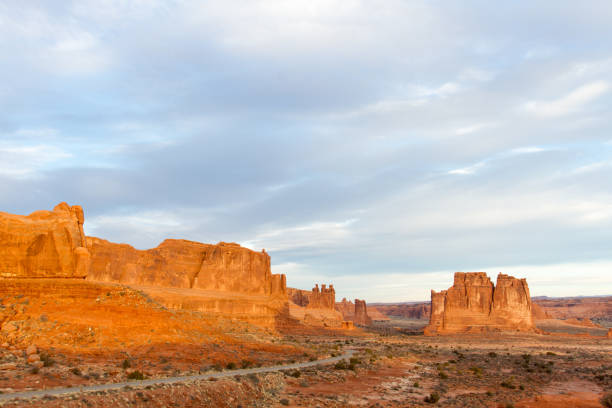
[
  {"left": 424, "top": 272, "right": 536, "bottom": 335},
  {"left": 335, "top": 298, "right": 373, "bottom": 326},
  {"left": 287, "top": 284, "right": 344, "bottom": 327}
]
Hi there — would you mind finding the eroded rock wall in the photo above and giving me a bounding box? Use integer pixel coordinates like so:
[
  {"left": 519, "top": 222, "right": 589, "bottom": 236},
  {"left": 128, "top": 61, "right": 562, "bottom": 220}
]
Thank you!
[
  {"left": 425, "top": 272, "right": 535, "bottom": 335},
  {"left": 0, "top": 203, "right": 89, "bottom": 279},
  {"left": 354, "top": 299, "right": 372, "bottom": 326},
  {"left": 87, "top": 238, "right": 286, "bottom": 297}
]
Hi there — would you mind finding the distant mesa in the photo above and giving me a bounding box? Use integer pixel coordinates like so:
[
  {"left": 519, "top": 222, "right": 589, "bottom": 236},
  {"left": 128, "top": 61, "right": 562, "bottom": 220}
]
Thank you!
[{"left": 424, "top": 272, "right": 536, "bottom": 335}]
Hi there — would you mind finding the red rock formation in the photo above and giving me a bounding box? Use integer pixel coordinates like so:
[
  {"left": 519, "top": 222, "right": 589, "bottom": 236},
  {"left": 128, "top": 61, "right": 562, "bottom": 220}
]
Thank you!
[
  {"left": 531, "top": 303, "right": 551, "bottom": 320},
  {"left": 286, "top": 284, "right": 336, "bottom": 310},
  {"left": 354, "top": 299, "right": 372, "bottom": 326},
  {"left": 341, "top": 321, "right": 354, "bottom": 330},
  {"left": 0, "top": 203, "right": 89, "bottom": 279},
  {"left": 308, "top": 284, "right": 335, "bottom": 310},
  {"left": 423, "top": 290, "right": 447, "bottom": 335},
  {"left": 367, "top": 306, "right": 390, "bottom": 321},
  {"left": 425, "top": 272, "right": 535, "bottom": 335},
  {"left": 608, "top": 328, "right": 612, "bottom": 339},
  {"left": 335, "top": 298, "right": 372, "bottom": 326},
  {"left": 87, "top": 237, "right": 286, "bottom": 297},
  {"left": 372, "top": 302, "right": 431, "bottom": 320},
  {"left": 335, "top": 298, "right": 355, "bottom": 320},
  {"left": 533, "top": 296, "right": 612, "bottom": 321}
]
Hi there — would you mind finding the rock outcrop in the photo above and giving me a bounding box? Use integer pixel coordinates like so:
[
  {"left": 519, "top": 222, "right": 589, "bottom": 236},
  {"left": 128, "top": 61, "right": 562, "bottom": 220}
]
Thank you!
[
  {"left": 371, "top": 302, "right": 431, "bottom": 320},
  {"left": 354, "top": 299, "right": 372, "bottom": 326},
  {"left": 335, "top": 298, "right": 373, "bottom": 326},
  {"left": 424, "top": 272, "right": 535, "bottom": 335},
  {"left": 286, "top": 284, "right": 343, "bottom": 327},
  {"left": 0, "top": 203, "right": 90, "bottom": 279},
  {"left": 367, "top": 306, "right": 390, "bottom": 321}
]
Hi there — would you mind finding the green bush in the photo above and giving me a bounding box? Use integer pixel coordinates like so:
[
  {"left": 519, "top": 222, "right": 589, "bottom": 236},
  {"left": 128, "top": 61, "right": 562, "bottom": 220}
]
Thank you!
[
  {"left": 40, "top": 352, "right": 55, "bottom": 367},
  {"left": 226, "top": 362, "right": 236, "bottom": 370},
  {"left": 122, "top": 359, "right": 131, "bottom": 369},
  {"left": 424, "top": 392, "right": 440, "bottom": 403},
  {"left": 601, "top": 393, "right": 612, "bottom": 408},
  {"left": 70, "top": 367, "right": 82, "bottom": 376},
  {"left": 334, "top": 360, "right": 348, "bottom": 370},
  {"left": 127, "top": 370, "right": 145, "bottom": 380}
]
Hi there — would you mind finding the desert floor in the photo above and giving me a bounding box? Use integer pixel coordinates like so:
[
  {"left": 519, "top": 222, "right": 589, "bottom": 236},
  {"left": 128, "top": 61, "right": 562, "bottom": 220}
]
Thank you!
[{"left": 0, "top": 322, "right": 610, "bottom": 407}]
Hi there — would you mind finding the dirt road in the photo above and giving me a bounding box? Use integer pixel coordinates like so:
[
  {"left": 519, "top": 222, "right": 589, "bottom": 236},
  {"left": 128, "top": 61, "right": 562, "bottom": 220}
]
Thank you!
[{"left": 0, "top": 349, "right": 355, "bottom": 403}]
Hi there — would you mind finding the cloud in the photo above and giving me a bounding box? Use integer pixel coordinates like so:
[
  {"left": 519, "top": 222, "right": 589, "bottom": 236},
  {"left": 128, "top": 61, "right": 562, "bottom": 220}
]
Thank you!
[
  {"left": 1, "top": 0, "right": 612, "bottom": 301},
  {"left": 523, "top": 81, "right": 610, "bottom": 117}
]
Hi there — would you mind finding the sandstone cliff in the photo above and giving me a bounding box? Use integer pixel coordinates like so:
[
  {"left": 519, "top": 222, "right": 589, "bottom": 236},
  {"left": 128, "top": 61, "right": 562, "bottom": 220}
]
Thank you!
[
  {"left": 0, "top": 203, "right": 90, "bottom": 279},
  {"left": 87, "top": 237, "right": 286, "bottom": 297},
  {"left": 354, "top": 299, "right": 373, "bottom": 326},
  {"left": 425, "top": 272, "right": 535, "bottom": 335}
]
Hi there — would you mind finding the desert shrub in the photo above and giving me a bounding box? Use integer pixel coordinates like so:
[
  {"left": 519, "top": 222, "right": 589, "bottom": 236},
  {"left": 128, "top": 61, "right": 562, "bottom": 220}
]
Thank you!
[
  {"left": 40, "top": 352, "right": 55, "bottom": 367},
  {"left": 334, "top": 360, "right": 348, "bottom": 370},
  {"left": 30, "top": 366, "right": 39, "bottom": 375},
  {"left": 226, "top": 362, "right": 236, "bottom": 370},
  {"left": 349, "top": 357, "right": 361, "bottom": 366},
  {"left": 289, "top": 370, "right": 301, "bottom": 378},
  {"left": 122, "top": 359, "right": 131, "bottom": 369},
  {"left": 486, "top": 391, "right": 493, "bottom": 397},
  {"left": 519, "top": 384, "right": 525, "bottom": 390},
  {"left": 424, "top": 392, "right": 440, "bottom": 403},
  {"left": 438, "top": 371, "right": 448, "bottom": 379},
  {"left": 470, "top": 366, "right": 482, "bottom": 375},
  {"left": 279, "top": 399, "right": 290, "bottom": 406},
  {"left": 501, "top": 380, "right": 516, "bottom": 389},
  {"left": 488, "top": 352, "right": 497, "bottom": 358},
  {"left": 241, "top": 360, "right": 254, "bottom": 369},
  {"left": 127, "top": 370, "right": 145, "bottom": 380},
  {"left": 601, "top": 393, "right": 612, "bottom": 408},
  {"left": 70, "top": 367, "right": 82, "bottom": 376},
  {"left": 546, "top": 351, "right": 556, "bottom": 356},
  {"left": 413, "top": 381, "right": 420, "bottom": 388}
]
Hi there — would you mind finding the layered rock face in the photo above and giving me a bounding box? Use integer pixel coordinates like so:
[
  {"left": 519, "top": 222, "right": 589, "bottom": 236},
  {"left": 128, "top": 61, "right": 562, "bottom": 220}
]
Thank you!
[
  {"left": 87, "top": 238, "right": 286, "bottom": 297},
  {"left": 371, "top": 302, "right": 431, "bottom": 320},
  {"left": 425, "top": 272, "right": 535, "bottom": 335},
  {"left": 287, "top": 284, "right": 336, "bottom": 310},
  {"left": 286, "top": 284, "right": 343, "bottom": 327},
  {"left": 0, "top": 203, "right": 90, "bottom": 279},
  {"left": 335, "top": 298, "right": 373, "bottom": 326},
  {"left": 354, "top": 299, "right": 372, "bottom": 326}
]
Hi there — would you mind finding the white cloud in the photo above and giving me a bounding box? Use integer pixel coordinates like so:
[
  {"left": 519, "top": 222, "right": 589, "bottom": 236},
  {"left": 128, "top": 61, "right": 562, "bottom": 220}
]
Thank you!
[
  {"left": 447, "top": 161, "right": 486, "bottom": 175},
  {"left": 0, "top": 143, "right": 71, "bottom": 178},
  {"left": 242, "top": 219, "right": 358, "bottom": 252},
  {"left": 523, "top": 80, "right": 610, "bottom": 118}
]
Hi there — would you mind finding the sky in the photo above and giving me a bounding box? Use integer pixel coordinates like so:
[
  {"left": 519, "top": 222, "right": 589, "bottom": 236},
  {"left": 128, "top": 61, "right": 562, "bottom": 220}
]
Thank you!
[{"left": 1, "top": 1, "right": 611, "bottom": 302}]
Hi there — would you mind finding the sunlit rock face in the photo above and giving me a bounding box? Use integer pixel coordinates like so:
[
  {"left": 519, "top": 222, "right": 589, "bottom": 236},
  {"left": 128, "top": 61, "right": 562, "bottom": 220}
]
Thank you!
[
  {"left": 354, "top": 299, "right": 373, "bottom": 326},
  {"left": 425, "top": 272, "right": 535, "bottom": 335},
  {"left": 0, "top": 203, "right": 89, "bottom": 279},
  {"left": 335, "top": 298, "right": 373, "bottom": 326},
  {"left": 287, "top": 284, "right": 343, "bottom": 327},
  {"left": 87, "top": 238, "right": 286, "bottom": 297}
]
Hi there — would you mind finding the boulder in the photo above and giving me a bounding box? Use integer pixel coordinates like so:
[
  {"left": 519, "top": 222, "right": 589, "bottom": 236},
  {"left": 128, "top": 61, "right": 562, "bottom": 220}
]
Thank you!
[
  {"left": 425, "top": 272, "right": 536, "bottom": 335},
  {"left": 27, "top": 353, "right": 40, "bottom": 363}
]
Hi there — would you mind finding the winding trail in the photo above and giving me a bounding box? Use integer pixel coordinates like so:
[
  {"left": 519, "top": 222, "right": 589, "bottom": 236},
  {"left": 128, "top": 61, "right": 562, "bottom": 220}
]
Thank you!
[{"left": 0, "top": 349, "right": 355, "bottom": 403}]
